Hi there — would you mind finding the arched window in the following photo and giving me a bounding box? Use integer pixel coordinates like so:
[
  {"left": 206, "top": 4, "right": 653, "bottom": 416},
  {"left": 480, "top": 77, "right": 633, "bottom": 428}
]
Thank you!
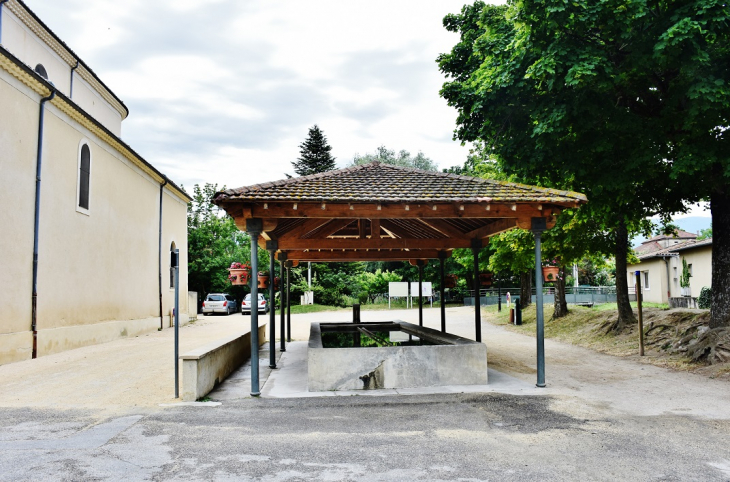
[
  {"left": 77, "top": 143, "right": 91, "bottom": 212},
  {"left": 34, "top": 63, "right": 48, "bottom": 80}
]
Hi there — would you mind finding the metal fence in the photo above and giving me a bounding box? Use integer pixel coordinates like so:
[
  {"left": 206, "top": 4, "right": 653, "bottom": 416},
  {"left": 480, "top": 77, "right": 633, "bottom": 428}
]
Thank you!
[{"left": 463, "top": 286, "right": 620, "bottom": 307}]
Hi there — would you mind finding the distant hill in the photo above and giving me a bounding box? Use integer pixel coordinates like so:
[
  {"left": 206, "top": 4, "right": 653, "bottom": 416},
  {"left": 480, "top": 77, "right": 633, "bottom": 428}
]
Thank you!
[{"left": 632, "top": 216, "right": 712, "bottom": 247}]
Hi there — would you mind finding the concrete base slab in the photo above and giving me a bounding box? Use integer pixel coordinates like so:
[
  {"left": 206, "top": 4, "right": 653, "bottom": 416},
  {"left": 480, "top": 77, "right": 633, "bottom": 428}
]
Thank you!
[{"left": 260, "top": 341, "right": 539, "bottom": 399}]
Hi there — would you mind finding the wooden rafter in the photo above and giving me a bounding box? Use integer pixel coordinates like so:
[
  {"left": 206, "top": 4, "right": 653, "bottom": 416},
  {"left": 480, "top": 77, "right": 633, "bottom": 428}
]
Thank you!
[
  {"left": 275, "top": 237, "right": 473, "bottom": 250},
  {"left": 281, "top": 249, "right": 452, "bottom": 262}
]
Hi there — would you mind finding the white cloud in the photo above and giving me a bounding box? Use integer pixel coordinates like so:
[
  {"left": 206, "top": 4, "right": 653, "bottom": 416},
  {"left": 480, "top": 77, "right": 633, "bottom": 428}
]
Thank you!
[{"left": 29, "top": 0, "right": 476, "bottom": 189}]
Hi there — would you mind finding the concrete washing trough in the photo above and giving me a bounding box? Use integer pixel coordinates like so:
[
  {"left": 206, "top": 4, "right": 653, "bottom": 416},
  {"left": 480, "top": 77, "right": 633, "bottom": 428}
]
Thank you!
[{"left": 307, "top": 321, "right": 487, "bottom": 391}]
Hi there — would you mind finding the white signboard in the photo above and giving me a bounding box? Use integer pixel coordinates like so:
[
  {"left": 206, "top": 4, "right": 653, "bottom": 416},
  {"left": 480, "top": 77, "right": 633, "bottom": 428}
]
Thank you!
[
  {"left": 389, "top": 282, "right": 409, "bottom": 297},
  {"left": 409, "top": 282, "right": 433, "bottom": 297}
]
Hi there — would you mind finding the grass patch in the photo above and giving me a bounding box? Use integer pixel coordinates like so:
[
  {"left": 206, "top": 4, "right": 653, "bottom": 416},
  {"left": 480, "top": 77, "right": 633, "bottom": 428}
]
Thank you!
[
  {"left": 592, "top": 302, "right": 670, "bottom": 311},
  {"left": 482, "top": 302, "right": 729, "bottom": 378},
  {"left": 274, "top": 304, "right": 343, "bottom": 315}
]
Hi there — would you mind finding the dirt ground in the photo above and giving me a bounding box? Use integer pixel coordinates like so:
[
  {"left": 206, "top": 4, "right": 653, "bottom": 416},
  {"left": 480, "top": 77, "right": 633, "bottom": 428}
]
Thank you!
[{"left": 489, "top": 303, "right": 730, "bottom": 381}]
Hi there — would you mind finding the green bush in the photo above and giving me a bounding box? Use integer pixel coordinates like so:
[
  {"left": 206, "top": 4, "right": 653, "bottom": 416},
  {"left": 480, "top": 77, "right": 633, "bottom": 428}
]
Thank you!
[
  {"left": 357, "top": 292, "right": 369, "bottom": 304},
  {"left": 698, "top": 286, "right": 712, "bottom": 309}
]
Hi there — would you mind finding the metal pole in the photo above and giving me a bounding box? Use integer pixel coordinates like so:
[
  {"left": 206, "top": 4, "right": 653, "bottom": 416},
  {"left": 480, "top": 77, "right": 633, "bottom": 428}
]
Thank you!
[
  {"left": 471, "top": 239, "right": 482, "bottom": 342},
  {"left": 532, "top": 218, "right": 546, "bottom": 388},
  {"left": 267, "top": 242, "right": 277, "bottom": 369},
  {"left": 636, "top": 271, "right": 645, "bottom": 356},
  {"left": 279, "top": 254, "right": 286, "bottom": 352},
  {"left": 173, "top": 249, "right": 180, "bottom": 398},
  {"left": 497, "top": 275, "right": 502, "bottom": 312},
  {"left": 439, "top": 252, "right": 446, "bottom": 333},
  {"left": 246, "top": 219, "right": 262, "bottom": 397},
  {"left": 286, "top": 263, "right": 291, "bottom": 343},
  {"left": 418, "top": 261, "right": 424, "bottom": 327}
]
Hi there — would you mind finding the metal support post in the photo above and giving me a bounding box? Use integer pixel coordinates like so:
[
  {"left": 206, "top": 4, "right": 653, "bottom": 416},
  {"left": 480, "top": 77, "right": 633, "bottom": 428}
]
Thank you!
[
  {"left": 532, "top": 218, "right": 547, "bottom": 388},
  {"left": 417, "top": 260, "right": 424, "bottom": 327},
  {"left": 471, "top": 239, "right": 482, "bottom": 342},
  {"left": 286, "top": 261, "right": 292, "bottom": 342},
  {"left": 498, "top": 275, "right": 502, "bottom": 312},
  {"left": 267, "top": 241, "right": 277, "bottom": 369},
  {"left": 279, "top": 253, "right": 286, "bottom": 352},
  {"left": 246, "top": 219, "right": 263, "bottom": 397},
  {"left": 438, "top": 251, "right": 446, "bottom": 333},
  {"left": 172, "top": 249, "right": 180, "bottom": 398}
]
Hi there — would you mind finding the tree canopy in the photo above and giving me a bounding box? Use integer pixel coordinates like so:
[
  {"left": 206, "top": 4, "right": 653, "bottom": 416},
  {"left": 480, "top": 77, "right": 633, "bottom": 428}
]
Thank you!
[
  {"left": 350, "top": 145, "right": 438, "bottom": 171},
  {"left": 438, "top": 0, "right": 730, "bottom": 329},
  {"left": 292, "top": 125, "right": 336, "bottom": 176},
  {"left": 187, "top": 183, "right": 267, "bottom": 302}
]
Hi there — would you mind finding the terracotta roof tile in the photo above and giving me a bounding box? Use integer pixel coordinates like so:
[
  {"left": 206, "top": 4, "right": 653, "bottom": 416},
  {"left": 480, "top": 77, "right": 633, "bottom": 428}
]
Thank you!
[
  {"left": 637, "top": 238, "right": 712, "bottom": 260},
  {"left": 215, "top": 162, "right": 588, "bottom": 205}
]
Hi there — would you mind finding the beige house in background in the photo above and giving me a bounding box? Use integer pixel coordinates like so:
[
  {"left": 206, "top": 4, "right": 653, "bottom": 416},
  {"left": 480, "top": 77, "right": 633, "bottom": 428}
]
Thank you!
[
  {"left": 0, "top": 0, "right": 192, "bottom": 365},
  {"left": 627, "top": 230, "right": 712, "bottom": 305}
]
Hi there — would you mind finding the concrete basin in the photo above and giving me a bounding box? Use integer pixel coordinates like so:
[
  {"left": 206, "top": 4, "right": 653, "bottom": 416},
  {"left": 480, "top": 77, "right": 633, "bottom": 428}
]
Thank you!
[{"left": 307, "top": 321, "right": 487, "bottom": 391}]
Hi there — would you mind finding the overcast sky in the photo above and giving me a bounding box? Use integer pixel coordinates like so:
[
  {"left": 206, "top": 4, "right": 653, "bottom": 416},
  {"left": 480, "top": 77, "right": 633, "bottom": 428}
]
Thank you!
[{"left": 28, "top": 0, "right": 486, "bottom": 192}]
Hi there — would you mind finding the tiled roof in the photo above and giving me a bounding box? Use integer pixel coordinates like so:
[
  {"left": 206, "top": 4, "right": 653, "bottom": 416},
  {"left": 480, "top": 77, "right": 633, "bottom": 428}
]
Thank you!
[
  {"left": 642, "top": 229, "right": 697, "bottom": 243},
  {"left": 216, "top": 162, "right": 588, "bottom": 204},
  {"left": 635, "top": 241, "right": 663, "bottom": 255},
  {"left": 637, "top": 238, "right": 712, "bottom": 260}
]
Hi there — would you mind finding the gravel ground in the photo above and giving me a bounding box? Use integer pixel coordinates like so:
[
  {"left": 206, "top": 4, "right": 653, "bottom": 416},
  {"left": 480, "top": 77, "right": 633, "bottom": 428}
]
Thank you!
[{"left": 0, "top": 306, "right": 729, "bottom": 480}]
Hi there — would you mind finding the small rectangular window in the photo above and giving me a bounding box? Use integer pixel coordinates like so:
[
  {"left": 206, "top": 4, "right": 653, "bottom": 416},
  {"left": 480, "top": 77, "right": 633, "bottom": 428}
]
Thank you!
[{"left": 643, "top": 271, "right": 650, "bottom": 290}]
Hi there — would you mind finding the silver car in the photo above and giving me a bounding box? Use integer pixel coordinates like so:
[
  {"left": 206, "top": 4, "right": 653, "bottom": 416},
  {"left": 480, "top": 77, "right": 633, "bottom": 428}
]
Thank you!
[
  {"left": 241, "top": 293, "right": 268, "bottom": 315},
  {"left": 202, "top": 293, "right": 237, "bottom": 315}
]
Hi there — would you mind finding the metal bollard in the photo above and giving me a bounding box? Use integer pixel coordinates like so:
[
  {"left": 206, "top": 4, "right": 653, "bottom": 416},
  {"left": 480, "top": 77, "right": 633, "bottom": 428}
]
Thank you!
[{"left": 515, "top": 298, "right": 522, "bottom": 325}]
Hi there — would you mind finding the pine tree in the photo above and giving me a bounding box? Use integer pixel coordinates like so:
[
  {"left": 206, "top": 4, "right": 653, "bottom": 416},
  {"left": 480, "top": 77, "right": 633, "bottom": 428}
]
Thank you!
[{"left": 292, "top": 125, "right": 336, "bottom": 176}]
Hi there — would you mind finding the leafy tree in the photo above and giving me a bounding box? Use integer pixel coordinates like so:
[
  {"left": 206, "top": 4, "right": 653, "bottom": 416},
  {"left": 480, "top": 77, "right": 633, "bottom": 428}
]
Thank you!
[
  {"left": 443, "top": 141, "right": 516, "bottom": 181},
  {"left": 357, "top": 270, "right": 402, "bottom": 303},
  {"left": 697, "top": 225, "right": 713, "bottom": 241},
  {"left": 680, "top": 258, "right": 692, "bottom": 289},
  {"left": 187, "top": 183, "right": 268, "bottom": 305},
  {"left": 350, "top": 145, "right": 438, "bottom": 171},
  {"left": 292, "top": 125, "right": 336, "bottom": 176},
  {"left": 437, "top": 1, "right": 713, "bottom": 331},
  {"left": 487, "top": 229, "right": 535, "bottom": 307}
]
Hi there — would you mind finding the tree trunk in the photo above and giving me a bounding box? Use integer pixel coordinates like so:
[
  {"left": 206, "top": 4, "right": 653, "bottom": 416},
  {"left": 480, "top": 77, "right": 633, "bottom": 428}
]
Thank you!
[
  {"left": 612, "top": 219, "right": 636, "bottom": 331},
  {"left": 553, "top": 265, "right": 569, "bottom": 318},
  {"left": 520, "top": 271, "right": 532, "bottom": 307},
  {"left": 710, "top": 189, "right": 730, "bottom": 329}
]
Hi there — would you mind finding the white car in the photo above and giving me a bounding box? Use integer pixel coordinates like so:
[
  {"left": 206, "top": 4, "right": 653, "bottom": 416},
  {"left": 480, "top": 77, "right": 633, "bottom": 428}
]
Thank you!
[
  {"left": 202, "top": 293, "right": 237, "bottom": 315},
  {"left": 242, "top": 293, "right": 268, "bottom": 315}
]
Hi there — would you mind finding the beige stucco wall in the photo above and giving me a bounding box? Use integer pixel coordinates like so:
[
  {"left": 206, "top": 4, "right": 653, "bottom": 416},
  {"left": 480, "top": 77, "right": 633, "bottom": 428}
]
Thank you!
[
  {"left": 628, "top": 245, "right": 712, "bottom": 304},
  {"left": 627, "top": 258, "right": 668, "bottom": 304},
  {"left": 678, "top": 246, "right": 712, "bottom": 297},
  {"left": 1, "top": 6, "right": 123, "bottom": 135},
  {"left": 0, "top": 65, "right": 188, "bottom": 364}
]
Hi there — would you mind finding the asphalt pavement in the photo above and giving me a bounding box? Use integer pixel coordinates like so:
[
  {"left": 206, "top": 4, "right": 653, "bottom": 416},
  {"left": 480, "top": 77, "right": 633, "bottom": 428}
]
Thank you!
[{"left": 0, "top": 306, "right": 729, "bottom": 481}]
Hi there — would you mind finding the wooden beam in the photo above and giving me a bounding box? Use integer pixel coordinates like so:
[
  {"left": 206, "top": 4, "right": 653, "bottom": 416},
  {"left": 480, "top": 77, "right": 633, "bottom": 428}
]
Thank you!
[
  {"left": 277, "top": 237, "right": 472, "bottom": 250},
  {"left": 285, "top": 250, "right": 451, "bottom": 262},
  {"left": 240, "top": 202, "right": 557, "bottom": 220},
  {"left": 370, "top": 218, "right": 380, "bottom": 238},
  {"left": 380, "top": 219, "right": 415, "bottom": 239},
  {"left": 311, "top": 219, "right": 355, "bottom": 238},
  {"left": 465, "top": 218, "right": 519, "bottom": 239},
  {"left": 358, "top": 219, "right": 366, "bottom": 239},
  {"left": 276, "top": 218, "right": 330, "bottom": 240},
  {"left": 417, "top": 219, "right": 465, "bottom": 238}
]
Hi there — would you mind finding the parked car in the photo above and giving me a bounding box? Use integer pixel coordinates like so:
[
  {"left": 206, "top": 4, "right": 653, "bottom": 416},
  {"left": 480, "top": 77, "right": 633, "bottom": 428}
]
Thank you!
[
  {"left": 202, "top": 293, "right": 237, "bottom": 316},
  {"left": 242, "top": 293, "right": 268, "bottom": 315}
]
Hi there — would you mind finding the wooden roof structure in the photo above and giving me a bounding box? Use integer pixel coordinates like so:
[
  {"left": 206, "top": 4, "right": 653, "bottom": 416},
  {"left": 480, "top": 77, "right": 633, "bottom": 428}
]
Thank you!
[{"left": 213, "top": 162, "right": 588, "bottom": 261}]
